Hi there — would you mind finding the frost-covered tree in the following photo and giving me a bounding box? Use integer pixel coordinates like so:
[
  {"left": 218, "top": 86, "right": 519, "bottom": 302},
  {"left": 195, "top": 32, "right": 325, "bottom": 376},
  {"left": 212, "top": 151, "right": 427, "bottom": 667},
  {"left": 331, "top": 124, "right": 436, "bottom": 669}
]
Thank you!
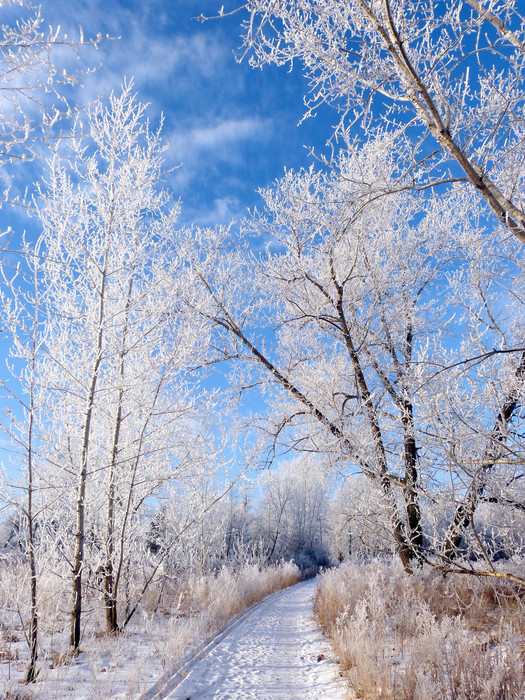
[
  {"left": 229, "top": 0, "right": 525, "bottom": 578},
  {"left": 0, "top": 249, "right": 47, "bottom": 681},
  {"left": 35, "top": 85, "right": 209, "bottom": 646},
  {"left": 256, "top": 456, "right": 330, "bottom": 569},
  {"left": 327, "top": 475, "right": 393, "bottom": 562},
  {"left": 239, "top": 0, "right": 525, "bottom": 243},
  {"left": 0, "top": 0, "right": 101, "bottom": 190},
  {"left": 182, "top": 139, "right": 525, "bottom": 582},
  {"left": 0, "top": 18, "right": 103, "bottom": 665}
]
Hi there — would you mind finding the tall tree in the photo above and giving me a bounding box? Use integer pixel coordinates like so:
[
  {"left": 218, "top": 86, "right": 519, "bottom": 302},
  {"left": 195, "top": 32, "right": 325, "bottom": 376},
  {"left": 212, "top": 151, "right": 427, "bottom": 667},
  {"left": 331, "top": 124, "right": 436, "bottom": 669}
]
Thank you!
[
  {"left": 0, "top": 0, "right": 106, "bottom": 652},
  {"left": 0, "top": 247, "right": 47, "bottom": 681},
  {"left": 182, "top": 141, "right": 525, "bottom": 581},
  {"left": 231, "top": 0, "right": 525, "bottom": 573},
  {"left": 36, "top": 85, "right": 202, "bottom": 646}
]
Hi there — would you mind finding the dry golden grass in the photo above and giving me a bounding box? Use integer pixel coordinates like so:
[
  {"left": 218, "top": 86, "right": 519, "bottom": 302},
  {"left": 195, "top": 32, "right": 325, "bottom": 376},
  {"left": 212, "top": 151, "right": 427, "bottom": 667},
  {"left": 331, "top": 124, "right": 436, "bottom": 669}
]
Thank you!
[
  {"left": 116, "top": 562, "right": 303, "bottom": 682},
  {"left": 315, "top": 560, "right": 525, "bottom": 700},
  {"left": 155, "top": 561, "right": 301, "bottom": 630},
  {"left": 410, "top": 571, "right": 525, "bottom": 636}
]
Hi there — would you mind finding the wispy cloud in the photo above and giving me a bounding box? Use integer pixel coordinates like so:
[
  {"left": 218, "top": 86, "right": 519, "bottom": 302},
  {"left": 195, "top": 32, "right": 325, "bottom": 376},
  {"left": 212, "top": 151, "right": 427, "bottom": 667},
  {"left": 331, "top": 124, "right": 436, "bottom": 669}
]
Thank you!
[
  {"left": 44, "top": 1, "right": 231, "bottom": 108},
  {"left": 185, "top": 195, "right": 246, "bottom": 227},
  {"left": 166, "top": 116, "right": 273, "bottom": 216},
  {"left": 169, "top": 117, "right": 272, "bottom": 161},
  {"left": 102, "top": 31, "right": 228, "bottom": 87}
]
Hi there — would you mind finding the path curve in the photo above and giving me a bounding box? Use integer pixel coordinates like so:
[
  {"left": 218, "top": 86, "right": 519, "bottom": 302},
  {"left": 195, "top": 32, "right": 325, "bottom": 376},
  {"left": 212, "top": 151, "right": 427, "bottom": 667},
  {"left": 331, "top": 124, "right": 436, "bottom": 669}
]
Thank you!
[{"left": 153, "top": 578, "right": 347, "bottom": 699}]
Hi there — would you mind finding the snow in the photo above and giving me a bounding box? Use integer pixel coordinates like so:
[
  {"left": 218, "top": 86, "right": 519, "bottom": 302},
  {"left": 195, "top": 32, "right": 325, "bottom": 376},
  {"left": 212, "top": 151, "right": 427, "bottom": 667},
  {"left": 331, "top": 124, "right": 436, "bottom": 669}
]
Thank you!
[
  {"left": 1, "top": 578, "right": 347, "bottom": 699},
  {"left": 146, "top": 578, "right": 347, "bottom": 700}
]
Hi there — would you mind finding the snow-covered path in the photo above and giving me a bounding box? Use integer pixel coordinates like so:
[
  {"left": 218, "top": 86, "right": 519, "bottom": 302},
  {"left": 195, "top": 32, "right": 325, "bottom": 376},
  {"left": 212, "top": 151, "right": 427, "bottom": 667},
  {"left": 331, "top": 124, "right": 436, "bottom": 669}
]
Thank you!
[{"left": 151, "top": 579, "right": 347, "bottom": 699}]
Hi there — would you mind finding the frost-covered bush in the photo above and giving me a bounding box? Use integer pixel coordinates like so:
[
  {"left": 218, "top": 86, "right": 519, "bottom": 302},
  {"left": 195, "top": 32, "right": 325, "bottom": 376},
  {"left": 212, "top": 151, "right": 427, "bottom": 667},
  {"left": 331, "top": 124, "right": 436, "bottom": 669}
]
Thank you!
[{"left": 315, "top": 560, "right": 525, "bottom": 699}]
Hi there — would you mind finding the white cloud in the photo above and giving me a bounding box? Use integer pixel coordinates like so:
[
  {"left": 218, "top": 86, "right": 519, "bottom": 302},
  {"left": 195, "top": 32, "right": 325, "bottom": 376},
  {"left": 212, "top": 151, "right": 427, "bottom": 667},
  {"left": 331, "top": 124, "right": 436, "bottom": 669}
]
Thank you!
[
  {"left": 184, "top": 195, "right": 246, "bottom": 227},
  {"left": 168, "top": 117, "right": 272, "bottom": 162},
  {"left": 166, "top": 116, "right": 273, "bottom": 200},
  {"left": 191, "top": 118, "right": 268, "bottom": 148},
  {"left": 107, "top": 31, "right": 227, "bottom": 86}
]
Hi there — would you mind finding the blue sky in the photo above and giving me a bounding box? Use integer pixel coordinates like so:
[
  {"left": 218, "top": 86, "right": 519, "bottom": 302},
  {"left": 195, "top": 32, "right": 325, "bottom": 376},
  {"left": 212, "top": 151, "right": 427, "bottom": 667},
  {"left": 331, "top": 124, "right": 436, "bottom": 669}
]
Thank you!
[{"left": 41, "top": 0, "right": 336, "bottom": 227}]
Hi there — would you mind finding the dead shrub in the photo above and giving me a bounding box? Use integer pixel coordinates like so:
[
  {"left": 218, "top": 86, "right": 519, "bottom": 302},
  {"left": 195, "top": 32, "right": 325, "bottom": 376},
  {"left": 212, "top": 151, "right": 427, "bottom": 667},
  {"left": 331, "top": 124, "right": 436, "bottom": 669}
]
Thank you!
[
  {"left": 48, "top": 647, "right": 77, "bottom": 668},
  {"left": 0, "top": 644, "right": 18, "bottom": 661}
]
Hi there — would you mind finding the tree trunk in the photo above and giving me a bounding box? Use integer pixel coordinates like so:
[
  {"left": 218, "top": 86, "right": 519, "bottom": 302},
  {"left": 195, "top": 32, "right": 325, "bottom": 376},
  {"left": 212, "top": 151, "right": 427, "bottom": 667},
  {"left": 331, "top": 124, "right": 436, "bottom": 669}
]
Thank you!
[
  {"left": 25, "top": 270, "right": 40, "bottom": 682},
  {"left": 25, "top": 428, "right": 38, "bottom": 682},
  {"left": 402, "top": 403, "right": 424, "bottom": 562},
  {"left": 71, "top": 378, "right": 96, "bottom": 649},
  {"left": 104, "top": 267, "right": 135, "bottom": 633}
]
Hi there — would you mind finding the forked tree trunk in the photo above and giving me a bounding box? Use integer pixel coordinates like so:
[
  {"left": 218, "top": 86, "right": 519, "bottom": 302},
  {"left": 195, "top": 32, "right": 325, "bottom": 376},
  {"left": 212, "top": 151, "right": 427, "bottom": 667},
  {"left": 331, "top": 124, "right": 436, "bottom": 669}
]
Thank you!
[
  {"left": 71, "top": 373, "right": 98, "bottom": 649},
  {"left": 71, "top": 196, "right": 115, "bottom": 649},
  {"left": 337, "top": 292, "right": 420, "bottom": 571},
  {"left": 204, "top": 276, "right": 418, "bottom": 573}
]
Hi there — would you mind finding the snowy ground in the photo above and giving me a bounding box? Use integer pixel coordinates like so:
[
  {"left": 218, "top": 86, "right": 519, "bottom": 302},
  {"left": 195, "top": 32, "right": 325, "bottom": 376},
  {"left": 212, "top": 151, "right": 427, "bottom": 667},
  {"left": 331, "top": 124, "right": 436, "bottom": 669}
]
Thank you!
[
  {"left": 145, "top": 578, "right": 347, "bottom": 700},
  {"left": 1, "top": 578, "right": 347, "bottom": 699}
]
